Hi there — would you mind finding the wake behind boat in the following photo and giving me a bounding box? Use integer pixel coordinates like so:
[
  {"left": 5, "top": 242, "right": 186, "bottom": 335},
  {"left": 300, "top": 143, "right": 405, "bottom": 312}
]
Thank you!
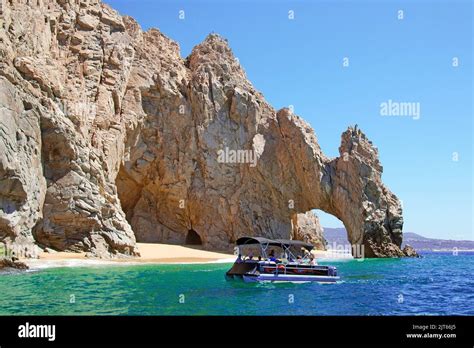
[{"left": 226, "top": 237, "right": 340, "bottom": 283}]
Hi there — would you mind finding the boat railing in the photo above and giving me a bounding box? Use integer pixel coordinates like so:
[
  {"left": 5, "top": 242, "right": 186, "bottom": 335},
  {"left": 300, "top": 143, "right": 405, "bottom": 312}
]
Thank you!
[{"left": 258, "top": 261, "right": 328, "bottom": 275}]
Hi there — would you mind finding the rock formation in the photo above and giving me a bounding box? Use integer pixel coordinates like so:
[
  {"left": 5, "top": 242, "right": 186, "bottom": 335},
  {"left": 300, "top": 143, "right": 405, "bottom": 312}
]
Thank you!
[
  {"left": 0, "top": 0, "right": 411, "bottom": 257},
  {"left": 0, "top": 257, "right": 29, "bottom": 271},
  {"left": 291, "top": 212, "right": 326, "bottom": 250}
]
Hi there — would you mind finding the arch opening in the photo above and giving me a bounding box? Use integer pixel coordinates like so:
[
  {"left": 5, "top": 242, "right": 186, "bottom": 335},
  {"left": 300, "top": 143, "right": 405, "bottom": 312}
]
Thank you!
[{"left": 313, "top": 209, "right": 352, "bottom": 256}]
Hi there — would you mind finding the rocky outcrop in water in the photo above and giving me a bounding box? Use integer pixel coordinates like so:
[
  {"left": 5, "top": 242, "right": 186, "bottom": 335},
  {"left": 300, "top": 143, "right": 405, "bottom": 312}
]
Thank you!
[
  {"left": 0, "top": 258, "right": 29, "bottom": 271},
  {"left": 0, "top": 0, "right": 411, "bottom": 257},
  {"left": 402, "top": 245, "right": 420, "bottom": 258}
]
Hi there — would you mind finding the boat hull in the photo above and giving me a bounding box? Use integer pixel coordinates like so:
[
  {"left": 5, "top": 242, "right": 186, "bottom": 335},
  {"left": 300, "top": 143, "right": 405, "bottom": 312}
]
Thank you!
[
  {"left": 226, "top": 263, "right": 340, "bottom": 284},
  {"left": 226, "top": 237, "right": 341, "bottom": 284},
  {"left": 242, "top": 273, "right": 340, "bottom": 283}
]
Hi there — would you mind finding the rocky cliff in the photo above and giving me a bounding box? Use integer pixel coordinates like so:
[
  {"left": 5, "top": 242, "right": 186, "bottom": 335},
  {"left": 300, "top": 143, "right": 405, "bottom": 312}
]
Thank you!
[{"left": 0, "top": 0, "right": 410, "bottom": 258}]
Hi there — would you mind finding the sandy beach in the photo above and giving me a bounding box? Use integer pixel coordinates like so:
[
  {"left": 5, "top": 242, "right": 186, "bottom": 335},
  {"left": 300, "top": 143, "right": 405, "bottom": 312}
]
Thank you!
[
  {"left": 21, "top": 243, "right": 351, "bottom": 269},
  {"left": 22, "top": 243, "right": 235, "bottom": 269},
  {"left": 133, "top": 243, "right": 235, "bottom": 263}
]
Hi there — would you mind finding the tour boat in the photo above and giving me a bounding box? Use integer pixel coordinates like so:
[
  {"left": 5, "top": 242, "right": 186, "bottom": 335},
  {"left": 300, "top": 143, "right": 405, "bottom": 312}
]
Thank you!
[{"left": 225, "top": 237, "right": 340, "bottom": 283}]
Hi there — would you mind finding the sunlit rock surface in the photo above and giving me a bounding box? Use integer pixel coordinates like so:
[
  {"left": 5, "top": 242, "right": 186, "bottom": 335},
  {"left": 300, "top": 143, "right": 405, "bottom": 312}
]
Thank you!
[{"left": 0, "top": 0, "right": 408, "bottom": 257}]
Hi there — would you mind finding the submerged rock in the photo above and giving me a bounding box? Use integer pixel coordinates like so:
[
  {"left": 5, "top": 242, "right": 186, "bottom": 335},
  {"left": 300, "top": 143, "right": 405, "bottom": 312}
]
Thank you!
[{"left": 0, "top": 0, "right": 406, "bottom": 258}]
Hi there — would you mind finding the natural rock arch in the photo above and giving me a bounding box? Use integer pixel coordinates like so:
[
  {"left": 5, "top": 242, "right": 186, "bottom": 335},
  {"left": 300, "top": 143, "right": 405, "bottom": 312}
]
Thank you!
[
  {"left": 269, "top": 109, "right": 404, "bottom": 257},
  {"left": 0, "top": 0, "right": 407, "bottom": 258}
]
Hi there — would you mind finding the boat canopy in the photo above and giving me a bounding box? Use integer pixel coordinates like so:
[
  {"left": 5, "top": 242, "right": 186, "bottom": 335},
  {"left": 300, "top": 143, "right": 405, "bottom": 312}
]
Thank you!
[
  {"left": 236, "top": 236, "right": 279, "bottom": 246},
  {"left": 275, "top": 239, "right": 314, "bottom": 251},
  {"left": 236, "top": 236, "right": 314, "bottom": 250}
]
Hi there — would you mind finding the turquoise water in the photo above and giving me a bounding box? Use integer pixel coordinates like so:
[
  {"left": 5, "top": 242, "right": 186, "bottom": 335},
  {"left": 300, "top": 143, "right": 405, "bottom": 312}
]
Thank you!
[{"left": 0, "top": 252, "right": 472, "bottom": 315}]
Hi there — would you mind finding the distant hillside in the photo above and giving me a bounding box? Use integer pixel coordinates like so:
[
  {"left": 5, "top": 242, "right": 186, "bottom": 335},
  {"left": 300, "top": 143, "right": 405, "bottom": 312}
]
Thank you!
[
  {"left": 403, "top": 232, "right": 429, "bottom": 240},
  {"left": 323, "top": 228, "right": 349, "bottom": 246},
  {"left": 323, "top": 228, "right": 474, "bottom": 251}
]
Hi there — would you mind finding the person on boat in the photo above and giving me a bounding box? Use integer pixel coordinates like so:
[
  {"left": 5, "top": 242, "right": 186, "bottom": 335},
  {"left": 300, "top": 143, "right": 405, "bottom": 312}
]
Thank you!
[
  {"left": 236, "top": 254, "right": 243, "bottom": 263},
  {"left": 280, "top": 252, "right": 289, "bottom": 265},
  {"left": 268, "top": 250, "right": 277, "bottom": 262},
  {"left": 309, "top": 254, "right": 318, "bottom": 266},
  {"left": 301, "top": 248, "right": 311, "bottom": 261},
  {"left": 246, "top": 252, "right": 254, "bottom": 260}
]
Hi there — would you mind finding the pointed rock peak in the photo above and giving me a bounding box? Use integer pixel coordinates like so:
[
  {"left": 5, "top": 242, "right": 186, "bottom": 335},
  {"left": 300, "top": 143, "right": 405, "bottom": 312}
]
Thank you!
[
  {"left": 348, "top": 125, "right": 375, "bottom": 147},
  {"left": 200, "top": 33, "right": 233, "bottom": 56},
  {"left": 186, "top": 32, "right": 244, "bottom": 81},
  {"left": 339, "top": 125, "right": 381, "bottom": 169},
  {"left": 347, "top": 124, "right": 368, "bottom": 138},
  {"left": 277, "top": 107, "right": 293, "bottom": 119},
  {"left": 342, "top": 124, "right": 369, "bottom": 144},
  {"left": 187, "top": 32, "right": 234, "bottom": 61},
  {"left": 203, "top": 33, "right": 229, "bottom": 45}
]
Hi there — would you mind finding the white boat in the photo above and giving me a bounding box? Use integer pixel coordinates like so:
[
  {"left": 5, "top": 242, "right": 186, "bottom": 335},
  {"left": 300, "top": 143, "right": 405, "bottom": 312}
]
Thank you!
[{"left": 225, "top": 237, "right": 340, "bottom": 283}]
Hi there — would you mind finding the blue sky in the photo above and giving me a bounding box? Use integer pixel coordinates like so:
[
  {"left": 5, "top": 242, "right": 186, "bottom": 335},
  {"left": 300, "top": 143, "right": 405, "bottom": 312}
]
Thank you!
[{"left": 105, "top": 0, "right": 473, "bottom": 240}]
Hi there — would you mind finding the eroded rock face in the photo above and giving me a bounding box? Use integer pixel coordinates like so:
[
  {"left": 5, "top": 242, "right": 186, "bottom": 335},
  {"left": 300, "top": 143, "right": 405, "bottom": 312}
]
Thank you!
[
  {"left": 0, "top": 78, "right": 45, "bottom": 257},
  {"left": 0, "top": 0, "right": 410, "bottom": 257},
  {"left": 291, "top": 212, "right": 326, "bottom": 250},
  {"left": 0, "top": 0, "right": 137, "bottom": 257},
  {"left": 321, "top": 126, "right": 406, "bottom": 257}
]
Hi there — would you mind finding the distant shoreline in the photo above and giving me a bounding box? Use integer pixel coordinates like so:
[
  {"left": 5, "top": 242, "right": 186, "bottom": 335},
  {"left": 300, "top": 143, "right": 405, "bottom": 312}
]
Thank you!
[{"left": 419, "top": 249, "right": 474, "bottom": 252}]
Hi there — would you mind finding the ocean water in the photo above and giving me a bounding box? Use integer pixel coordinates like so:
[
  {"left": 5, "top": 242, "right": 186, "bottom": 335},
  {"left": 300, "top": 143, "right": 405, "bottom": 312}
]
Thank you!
[{"left": 0, "top": 252, "right": 472, "bottom": 315}]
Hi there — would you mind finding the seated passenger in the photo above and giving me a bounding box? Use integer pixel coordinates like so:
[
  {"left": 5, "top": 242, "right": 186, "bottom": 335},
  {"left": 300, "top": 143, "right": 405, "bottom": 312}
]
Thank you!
[
  {"left": 302, "top": 248, "right": 311, "bottom": 260},
  {"left": 309, "top": 255, "right": 318, "bottom": 266}
]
